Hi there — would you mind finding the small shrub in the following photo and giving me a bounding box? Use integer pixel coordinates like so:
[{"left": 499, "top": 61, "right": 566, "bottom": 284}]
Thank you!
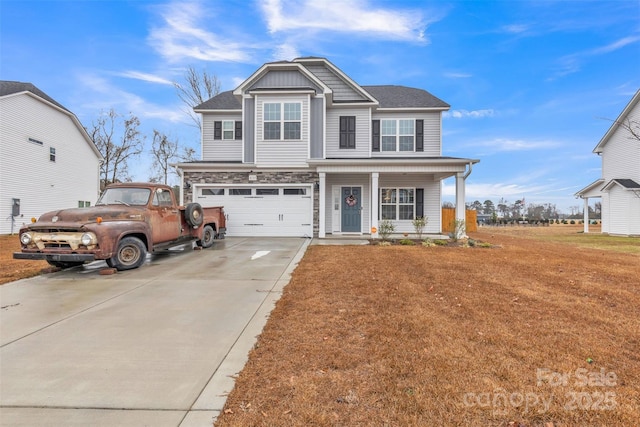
[
  {"left": 467, "top": 238, "right": 476, "bottom": 247},
  {"left": 434, "top": 239, "right": 448, "bottom": 246},
  {"left": 411, "top": 216, "right": 428, "bottom": 240},
  {"left": 399, "top": 239, "right": 415, "bottom": 245},
  {"left": 449, "top": 218, "right": 466, "bottom": 241},
  {"left": 378, "top": 220, "right": 395, "bottom": 241},
  {"left": 570, "top": 220, "right": 576, "bottom": 225},
  {"left": 422, "top": 238, "right": 435, "bottom": 247},
  {"left": 478, "top": 242, "right": 492, "bottom": 248},
  {"left": 379, "top": 241, "right": 392, "bottom": 246}
]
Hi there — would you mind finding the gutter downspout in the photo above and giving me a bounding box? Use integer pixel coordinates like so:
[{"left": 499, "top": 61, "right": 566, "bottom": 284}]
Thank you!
[{"left": 463, "top": 161, "right": 473, "bottom": 180}]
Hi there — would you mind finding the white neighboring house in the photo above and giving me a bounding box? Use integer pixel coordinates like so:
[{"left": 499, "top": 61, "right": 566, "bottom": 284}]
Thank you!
[
  {"left": 0, "top": 81, "right": 102, "bottom": 235},
  {"left": 576, "top": 89, "right": 640, "bottom": 236}
]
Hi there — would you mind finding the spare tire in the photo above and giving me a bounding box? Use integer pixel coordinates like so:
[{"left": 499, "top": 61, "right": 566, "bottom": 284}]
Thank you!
[{"left": 185, "top": 203, "right": 204, "bottom": 227}]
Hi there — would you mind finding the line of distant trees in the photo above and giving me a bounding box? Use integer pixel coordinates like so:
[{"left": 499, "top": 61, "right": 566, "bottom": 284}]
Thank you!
[{"left": 443, "top": 198, "right": 601, "bottom": 221}]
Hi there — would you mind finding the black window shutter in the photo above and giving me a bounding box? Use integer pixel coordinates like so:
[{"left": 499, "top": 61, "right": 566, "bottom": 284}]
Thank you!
[
  {"left": 372, "top": 120, "right": 380, "bottom": 152},
  {"left": 214, "top": 121, "right": 222, "bottom": 140},
  {"left": 416, "top": 119, "right": 424, "bottom": 152},
  {"left": 340, "top": 116, "right": 356, "bottom": 149},
  {"left": 235, "top": 121, "right": 242, "bottom": 140},
  {"left": 416, "top": 188, "right": 424, "bottom": 217}
]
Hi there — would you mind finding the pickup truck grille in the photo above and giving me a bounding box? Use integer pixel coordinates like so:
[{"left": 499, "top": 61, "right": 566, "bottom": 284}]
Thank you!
[{"left": 42, "top": 242, "right": 72, "bottom": 249}]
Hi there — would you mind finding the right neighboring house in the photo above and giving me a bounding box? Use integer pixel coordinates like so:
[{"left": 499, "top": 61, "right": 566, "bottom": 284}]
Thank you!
[{"left": 576, "top": 89, "right": 640, "bottom": 236}]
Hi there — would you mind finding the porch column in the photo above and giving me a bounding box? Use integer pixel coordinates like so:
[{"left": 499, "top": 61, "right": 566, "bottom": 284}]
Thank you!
[
  {"left": 583, "top": 197, "right": 590, "bottom": 233},
  {"left": 371, "top": 172, "right": 379, "bottom": 238},
  {"left": 318, "top": 172, "right": 326, "bottom": 238},
  {"left": 455, "top": 172, "right": 466, "bottom": 237}
]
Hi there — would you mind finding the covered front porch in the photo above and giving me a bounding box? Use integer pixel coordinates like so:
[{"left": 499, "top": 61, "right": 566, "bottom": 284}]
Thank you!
[
  {"left": 575, "top": 179, "right": 604, "bottom": 233},
  {"left": 310, "top": 158, "right": 479, "bottom": 239}
]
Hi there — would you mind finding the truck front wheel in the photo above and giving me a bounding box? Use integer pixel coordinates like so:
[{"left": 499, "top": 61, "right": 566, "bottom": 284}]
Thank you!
[
  {"left": 196, "top": 225, "right": 215, "bottom": 248},
  {"left": 108, "top": 237, "right": 147, "bottom": 270}
]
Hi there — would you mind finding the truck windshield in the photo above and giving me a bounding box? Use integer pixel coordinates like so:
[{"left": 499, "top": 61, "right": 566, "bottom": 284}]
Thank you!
[{"left": 96, "top": 188, "right": 151, "bottom": 206}]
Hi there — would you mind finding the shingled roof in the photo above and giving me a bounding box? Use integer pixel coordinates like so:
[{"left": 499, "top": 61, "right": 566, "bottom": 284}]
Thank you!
[
  {"left": 0, "top": 81, "right": 70, "bottom": 112},
  {"left": 362, "top": 85, "right": 449, "bottom": 109},
  {"left": 194, "top": 90, "right": 240, "bottom": 110}
]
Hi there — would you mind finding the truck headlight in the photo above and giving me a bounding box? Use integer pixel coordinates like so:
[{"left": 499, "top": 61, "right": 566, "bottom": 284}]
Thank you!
[
  {"left": 20, "top": 232, "right": 32, "bottom": 245},
  {"left": 81, "top": 233, "right": 96, "bottom": 246}
]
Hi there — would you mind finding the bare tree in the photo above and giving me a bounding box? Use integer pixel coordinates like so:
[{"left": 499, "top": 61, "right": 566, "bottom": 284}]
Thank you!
[
  {"left": 174, "top": 66, "right": 221, "bottom": 129},
  {"left": 149, "top": 130, "right": 179, "bottom": 184},
  {"left": 616, "top": 117, "right": 640, "bottom": 142},
  {"left": 89, "top": 109, "right": 144, "bottom": 191}
]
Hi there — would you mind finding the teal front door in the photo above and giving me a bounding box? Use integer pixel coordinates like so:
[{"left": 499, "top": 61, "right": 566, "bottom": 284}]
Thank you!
[{"left": 341, "top": 186, "right": 361, "bottom": 232}]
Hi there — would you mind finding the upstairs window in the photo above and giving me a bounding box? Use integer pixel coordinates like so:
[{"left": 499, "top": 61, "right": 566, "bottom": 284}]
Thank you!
[
  {"left": 381, "top": 119, "right": 414, "bottom": 152},
  {"left": 49, "top": 147, "right": 56, "bottom": 162},
  {"left": 222, "top": 121, "right": 235, "bottom": 140},
  {"left": 214, "top": 121, "right": 242, "bottom": 140},
  {"left": 264, "top": 102, "right": 301, "bottom": 140}
]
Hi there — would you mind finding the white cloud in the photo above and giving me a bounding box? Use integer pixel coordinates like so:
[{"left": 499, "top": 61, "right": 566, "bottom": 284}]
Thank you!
[
  {"left": 443, "top": 71, "right": 472, "bottom": 79},
  {"left": 260, "top": 0, "right": 430, "bottom": 42},
  {"left": 272, "top": 42, "right": 301, "bottom": 62},
  {"left": 474, "top": 137, "right": 560, "bottom": 152},
  {"left": 148, "top": 1, "right": 251, "bottom": 63},
  {"left": 76, "top": 74, "right": 185, "bottom": 123},
  {"left": 501, "top": 24, "right": 529, "bottom": 34},
  {"left": 551, "top": 34, "right": 640, "bottom": 79},
  {"left": 117, "top": 71, "right": 174, "bottom": 85},
  {"left": 444, "top": 109, "right": 495, "bottom": 119}
]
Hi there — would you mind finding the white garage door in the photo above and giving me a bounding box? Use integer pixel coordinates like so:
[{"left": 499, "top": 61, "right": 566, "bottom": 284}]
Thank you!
[{"left": 196, "top": 185, "right": 313, "bottom": 237}]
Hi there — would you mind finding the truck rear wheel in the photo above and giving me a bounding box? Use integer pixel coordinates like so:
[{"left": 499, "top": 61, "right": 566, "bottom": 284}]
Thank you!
[
  {"left": 185, "top": 203, "right": 204, "bottom": 227},
  {"left": 196, "top": 225, "right": 215, "bottom": 248},
  {"left": 108, "top": 237, "right": 146, "bottom": 271}
]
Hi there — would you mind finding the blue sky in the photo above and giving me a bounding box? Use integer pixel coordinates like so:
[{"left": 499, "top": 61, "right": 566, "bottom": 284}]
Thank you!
[{"left": 2, "top": 0, "right": 639, "bottom": 213}]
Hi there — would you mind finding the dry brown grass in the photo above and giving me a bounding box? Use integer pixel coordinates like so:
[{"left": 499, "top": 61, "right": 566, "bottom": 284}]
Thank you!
[
  {"left": 0, "top": 234, "right": 50, "bottom": 285},
  {"left": 216, "top": 225, "right": 639, "bottom": 426}
]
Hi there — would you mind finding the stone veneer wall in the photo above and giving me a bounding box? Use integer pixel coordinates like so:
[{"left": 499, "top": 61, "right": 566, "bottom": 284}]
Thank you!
[{"left": 184, "top": 171, "right": 320, "bottom": 237}]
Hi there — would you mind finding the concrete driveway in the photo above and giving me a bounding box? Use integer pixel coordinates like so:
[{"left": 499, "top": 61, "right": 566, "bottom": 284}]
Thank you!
[{"left": 0, "top": 237, "right": 309, "bottom": 426}]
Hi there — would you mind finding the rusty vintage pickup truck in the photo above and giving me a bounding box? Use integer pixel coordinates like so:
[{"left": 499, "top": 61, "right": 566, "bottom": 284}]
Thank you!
[{"left": 13, "top": 182, "right": 226, "bottom": 271}]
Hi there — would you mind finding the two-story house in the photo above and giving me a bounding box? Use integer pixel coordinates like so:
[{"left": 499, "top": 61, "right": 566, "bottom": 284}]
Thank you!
[
  {"left": 576, "top": 89, "right": 640, "bottom": 236},
  {"left": 0, "top": 81, "right": 102, "bottom": 235},
  {"left": 177, "top": 57, "right": 479, "bottom": 238}
]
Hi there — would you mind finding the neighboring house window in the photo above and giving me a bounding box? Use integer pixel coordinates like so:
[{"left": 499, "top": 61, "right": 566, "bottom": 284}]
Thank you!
[
  {"left": 339, "top": 116, "right": 356, "bottom": 149},
  {"left": 380, "top": 188, "right": 415, "bottom": 220},
  {"left": 49, "top": 147, "right": 56, "bottom": 162},
  {"left": 373, "top": 119, "right": 423, "bottom": 152},
  {"left": 223, "top": 121, "right": 234, "bottom": 140},
  {"left": 78, "top": 201, "right": 90, "bottom": 208},
  {"left": 381, "top": 119, "right": 414, "bottom": 152},
  {"left": 214, "top": 121, "right": 242, "bottom": 140},
  {"left": 264, "top": 102, "right": 301, "bottom": 140},
  {"left": 28, "top": 137, "right": 44, "bottom": 146}
]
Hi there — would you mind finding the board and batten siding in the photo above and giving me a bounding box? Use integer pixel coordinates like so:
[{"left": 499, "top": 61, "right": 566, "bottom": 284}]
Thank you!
[
  {"left": 255, "top": 94, "right": 310, "bottom": 167},
  {"left": 371, "top": 112, "right": 441, "bottom": 157},
  {"left": 248, "top": 70, "right": 323, "bottom": 93},
  {"left": 310, "top": 97, "right": 324, "bottom": 159},
  {"left": 202, "top": 114, "right": 243, "bottom": 162},
  {"left": 325, "top": 107, "right": 371, "bottom": 158},
  {"left": 0, "top": 94, "right": 100, "bottom": 235}
]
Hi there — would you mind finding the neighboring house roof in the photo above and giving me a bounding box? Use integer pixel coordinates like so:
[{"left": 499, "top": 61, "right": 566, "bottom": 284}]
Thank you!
[
  {"left": 575, "top": 179, "right": 605, "bottom": 198},
  {"left": 362, "top": 85, "right": 449, "bottom": 109},
  {"left": 593, "top": 89, "right": 640, "bottom": 153},
  {"left": 0, "top": 80, "right": 103, "bottom": 160},
  {"left": 194, "top": 90, "right": 240, "bottom": 110},
  {"left": 602, "top": 178, "right": 640, "bottom": 191},
  {"left": 0, "top": 81, "right": 70, "bottom": 112}
]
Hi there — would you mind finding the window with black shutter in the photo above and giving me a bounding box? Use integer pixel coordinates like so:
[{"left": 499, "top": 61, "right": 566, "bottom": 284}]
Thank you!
[
  {"left": 339, "top": 116, "right": 356, "bottom": 149},
  {"left": 416, "top": 119, "right": 424, "bottom": 152},
  {"left": 235, "top": 121, "right": 242, "bottom": 140},
  {"left": 372, "top": 120, "right": 380, "bottom": 152},
  {"left": 214, "top": 121, "right": 222, "bottom": 140},
  {"left": 416, "top": 188, "right": 424, "bottom": 217}
]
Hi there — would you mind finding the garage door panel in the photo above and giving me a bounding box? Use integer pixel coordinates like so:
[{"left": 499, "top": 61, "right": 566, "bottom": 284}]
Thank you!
[{"left": 199, "top": 187, "right": 312, "bottom": 237}]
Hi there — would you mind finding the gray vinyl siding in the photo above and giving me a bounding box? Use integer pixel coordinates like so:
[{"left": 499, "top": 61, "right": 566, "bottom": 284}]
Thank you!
[
  {"left": 326, "top": 107, "right": 371, "bottom": 158},
  {"left": 255, "top": 94, "right": 309, "bottom": 167},
  {"left": 249, "top": 70, "right": 323, "bottom": 93},
  {"left": 372, "top": 112, "right": 441, "bottom": 157},
  {"left": 310, "top": 97, "right": 324, "bottom": 159},
  {"left": 244, "top": 98, "right": 255, "bottom": 163},
  {"left": 202, "top": 113, "right": 242, "bottom": 161},
  {"left": 304, "top": 64, "right": 368, "bottom": 102},
  {"left": 0, "top": 94, "right": 100, "bottom": 235}
]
